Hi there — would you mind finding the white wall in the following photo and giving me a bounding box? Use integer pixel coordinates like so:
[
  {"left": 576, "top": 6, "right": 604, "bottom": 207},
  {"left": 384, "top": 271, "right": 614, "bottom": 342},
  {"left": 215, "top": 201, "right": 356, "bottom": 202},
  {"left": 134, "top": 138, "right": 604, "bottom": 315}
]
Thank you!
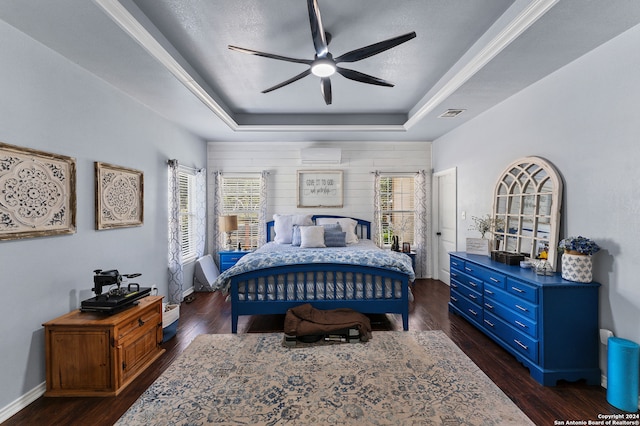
[
  {"left": 206, "top": 140, "right": 431, "bottom": 253},
  {"left": 0, "top": 20, "right": 206, "bottom": 417},
  {"left": 432, "top": 22, "right": 640, "bottom": 377}
]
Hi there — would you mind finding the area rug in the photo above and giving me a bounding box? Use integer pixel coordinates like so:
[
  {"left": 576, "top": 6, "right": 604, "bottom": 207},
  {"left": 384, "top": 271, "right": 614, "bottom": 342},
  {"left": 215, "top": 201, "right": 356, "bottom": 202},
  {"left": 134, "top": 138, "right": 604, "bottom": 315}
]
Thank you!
[{"left": 117, "top": 331, "right": 533, "bottom": 425}]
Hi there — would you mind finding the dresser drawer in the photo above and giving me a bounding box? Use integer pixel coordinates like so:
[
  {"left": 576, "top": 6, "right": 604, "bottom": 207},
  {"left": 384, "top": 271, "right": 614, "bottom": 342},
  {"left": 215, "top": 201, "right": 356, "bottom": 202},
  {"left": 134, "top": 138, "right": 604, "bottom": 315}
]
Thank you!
[
  {"left": 507, "top": 278, "right": 538, "bottom": 303},
  {"left": 450, "top": 289, "right": 483, "bottom": 326},
  {"left": 456, "top": 270, "right": 483, "bottom": 293},
  {"left": 484, "top": 297, "right": 538, "bottom": 339},
  {"left": 116, "top": 306, "right": 160, "bottom": 342},
  {"left": 484, "top": 283, "right": 538, "bottom": 322},
  {"left": 451, "top": 277, "right": 483, "bottom": 307},
  {"left": 484, "top": 311, "right": 538, "bottom": 363},
  {"left": 450, "top": 257, "right": 464, "bottom": 271},
  {"left": 476, "top": 266, "right": 506, "bottom": 289}
]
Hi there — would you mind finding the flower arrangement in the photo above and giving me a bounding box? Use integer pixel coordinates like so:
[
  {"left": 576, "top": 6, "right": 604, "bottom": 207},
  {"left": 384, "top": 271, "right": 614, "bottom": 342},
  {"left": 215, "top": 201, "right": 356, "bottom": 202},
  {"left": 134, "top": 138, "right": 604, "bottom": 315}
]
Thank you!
[
  {"left": 558, "top": 236, "right": 600, "bottom": 256},
  {"left": 469, "top": 214, "right": 504, "bottom": 239}
]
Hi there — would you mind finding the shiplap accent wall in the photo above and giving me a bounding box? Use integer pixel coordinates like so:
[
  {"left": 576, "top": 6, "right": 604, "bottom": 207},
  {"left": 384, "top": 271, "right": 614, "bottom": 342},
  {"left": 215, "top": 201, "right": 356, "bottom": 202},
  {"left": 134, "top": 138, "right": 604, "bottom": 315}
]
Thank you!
[{"left": 206, "top": 141, "right": 431, "bottom": 252}]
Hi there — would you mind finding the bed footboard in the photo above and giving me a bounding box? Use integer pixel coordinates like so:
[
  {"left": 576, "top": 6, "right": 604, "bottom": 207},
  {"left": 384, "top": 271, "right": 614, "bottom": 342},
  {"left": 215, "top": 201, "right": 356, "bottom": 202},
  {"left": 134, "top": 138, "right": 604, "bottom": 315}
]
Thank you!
[{"left": 229, "top": 263, "right": 410, "bottom": 333}]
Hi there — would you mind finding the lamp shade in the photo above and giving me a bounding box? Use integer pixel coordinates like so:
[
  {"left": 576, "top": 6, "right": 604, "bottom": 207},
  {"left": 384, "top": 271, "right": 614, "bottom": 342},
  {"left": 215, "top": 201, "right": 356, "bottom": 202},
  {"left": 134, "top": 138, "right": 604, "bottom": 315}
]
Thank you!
[{"left": 219, "top": 215, "right": 238, "bottom": 232}]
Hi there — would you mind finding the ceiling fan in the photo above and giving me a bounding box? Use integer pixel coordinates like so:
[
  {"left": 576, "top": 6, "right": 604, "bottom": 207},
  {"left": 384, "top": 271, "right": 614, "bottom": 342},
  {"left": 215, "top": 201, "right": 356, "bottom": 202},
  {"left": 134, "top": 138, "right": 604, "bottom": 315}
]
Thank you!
[{"left": 228, "top": 0, "right": 416, "bottom": 105}]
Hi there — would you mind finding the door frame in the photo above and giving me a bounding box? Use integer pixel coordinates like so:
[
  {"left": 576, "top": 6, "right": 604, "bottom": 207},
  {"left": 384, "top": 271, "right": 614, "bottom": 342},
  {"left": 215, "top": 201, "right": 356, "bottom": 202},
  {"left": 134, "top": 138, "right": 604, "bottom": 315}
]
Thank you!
[{"left": 432, "top": 167, "right": 457, "bottom": 283}]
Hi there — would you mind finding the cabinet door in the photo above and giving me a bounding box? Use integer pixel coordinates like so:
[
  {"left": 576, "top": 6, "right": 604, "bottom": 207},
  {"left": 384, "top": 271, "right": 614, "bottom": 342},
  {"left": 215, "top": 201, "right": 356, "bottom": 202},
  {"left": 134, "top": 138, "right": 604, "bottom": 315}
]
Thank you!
[
  {"left": 120, "top": 322, "right": 160, "bottom": 383},
  {"left": 49, "top": 330, "right": 112, "bottom": 391}
]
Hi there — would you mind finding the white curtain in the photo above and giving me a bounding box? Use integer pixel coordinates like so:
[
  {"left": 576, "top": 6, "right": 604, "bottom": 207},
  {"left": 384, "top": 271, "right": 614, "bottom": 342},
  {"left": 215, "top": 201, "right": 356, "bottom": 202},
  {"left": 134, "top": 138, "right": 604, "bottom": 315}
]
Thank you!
[
  {"left": 258, "top": 170, "right": 269, "bottom": 247},
  {"left": 167, "top": 160, "right": 183, "bottom": 304},
  {"left": 212, "top": 171, "right": 224, "bottom": 255},
  {"left": 373, "top": 171, "right": 382, "bottom": 247},
  {"left": 414, "top": 170, "right": 431, "bottom": 278},
  {"left": 194, "top": 168, "right": 206, "bottom": 258}
]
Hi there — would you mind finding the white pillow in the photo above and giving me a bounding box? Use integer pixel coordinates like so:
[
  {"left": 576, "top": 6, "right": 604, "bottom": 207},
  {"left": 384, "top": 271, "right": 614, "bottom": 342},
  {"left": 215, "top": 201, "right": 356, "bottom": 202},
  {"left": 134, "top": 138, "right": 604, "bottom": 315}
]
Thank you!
[
  {"left": 300, "top": 226, "right": 326, "bottom": 248},
  {"left": 315, "top": 217, "right": 359, "bottom": 244},
  {"left": 273, "top": 214, "right": 313, "bottom": 244}
]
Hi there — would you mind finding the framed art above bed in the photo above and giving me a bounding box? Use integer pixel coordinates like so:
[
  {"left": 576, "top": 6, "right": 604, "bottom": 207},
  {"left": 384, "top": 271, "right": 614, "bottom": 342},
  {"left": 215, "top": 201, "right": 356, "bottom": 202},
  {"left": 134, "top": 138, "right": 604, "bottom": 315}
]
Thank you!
[{"left": 297, "top": 170, "right": 343, "bottom": 208}]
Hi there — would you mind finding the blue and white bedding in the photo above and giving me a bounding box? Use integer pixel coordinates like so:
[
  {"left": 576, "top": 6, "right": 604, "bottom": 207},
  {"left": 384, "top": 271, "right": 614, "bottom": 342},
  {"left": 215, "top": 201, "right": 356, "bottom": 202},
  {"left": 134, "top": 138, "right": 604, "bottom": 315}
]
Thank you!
[{"left": 212, "top": 240, "right": 415, "bottom": 300}]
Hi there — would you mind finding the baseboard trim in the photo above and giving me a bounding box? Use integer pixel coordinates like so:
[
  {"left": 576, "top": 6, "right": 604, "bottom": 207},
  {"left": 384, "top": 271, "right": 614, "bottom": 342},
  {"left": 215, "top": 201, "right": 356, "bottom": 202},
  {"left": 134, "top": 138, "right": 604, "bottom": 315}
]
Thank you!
[{"left": 0, "top": 382, "right": 46, "bottom": 423}]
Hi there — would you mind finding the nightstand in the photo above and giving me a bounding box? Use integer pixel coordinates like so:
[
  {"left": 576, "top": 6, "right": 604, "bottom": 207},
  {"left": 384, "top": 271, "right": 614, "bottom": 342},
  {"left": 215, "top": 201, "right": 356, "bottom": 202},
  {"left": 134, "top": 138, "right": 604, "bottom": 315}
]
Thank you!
[
  {"left": 219, "top": 250, "right": 251, "bottom": 272},
  {"left": 403, "top": 251, "right": 416, "bottom": 271}
]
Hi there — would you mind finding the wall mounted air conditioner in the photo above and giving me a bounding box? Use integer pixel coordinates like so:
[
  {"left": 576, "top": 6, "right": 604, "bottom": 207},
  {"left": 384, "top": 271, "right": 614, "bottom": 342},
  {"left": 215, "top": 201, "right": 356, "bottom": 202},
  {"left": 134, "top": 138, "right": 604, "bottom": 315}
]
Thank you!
[{"left": 300, "top": 148, "right": 342, "bottom": 164}]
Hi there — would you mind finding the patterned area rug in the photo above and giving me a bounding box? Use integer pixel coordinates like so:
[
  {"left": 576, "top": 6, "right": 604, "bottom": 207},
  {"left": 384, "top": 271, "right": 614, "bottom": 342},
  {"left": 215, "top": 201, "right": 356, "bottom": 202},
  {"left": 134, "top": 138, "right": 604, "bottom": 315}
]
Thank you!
[{"left": 117, "top": 331, "right": 533, "bottom": 425}]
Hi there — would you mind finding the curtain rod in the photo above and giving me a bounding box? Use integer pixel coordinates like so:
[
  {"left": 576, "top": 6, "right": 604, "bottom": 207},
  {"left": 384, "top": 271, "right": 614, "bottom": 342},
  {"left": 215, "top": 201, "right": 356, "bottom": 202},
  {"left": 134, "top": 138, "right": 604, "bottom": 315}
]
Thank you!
[
  {"left": 167, "top": 159, "right": 203, "bottom": 173},
  {"left": 214, "top": 171, "right": 271, "bottom": 175},
  {"left": 371, "top": 171, "right": 420, "bottom": 175}
]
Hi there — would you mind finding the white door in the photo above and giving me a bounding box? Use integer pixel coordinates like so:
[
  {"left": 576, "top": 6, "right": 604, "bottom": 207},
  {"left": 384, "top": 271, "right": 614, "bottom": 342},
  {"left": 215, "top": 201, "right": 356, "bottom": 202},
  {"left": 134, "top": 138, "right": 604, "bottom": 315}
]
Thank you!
[{"left": 432, "top": 168, "right": 457, "bottom": 285}]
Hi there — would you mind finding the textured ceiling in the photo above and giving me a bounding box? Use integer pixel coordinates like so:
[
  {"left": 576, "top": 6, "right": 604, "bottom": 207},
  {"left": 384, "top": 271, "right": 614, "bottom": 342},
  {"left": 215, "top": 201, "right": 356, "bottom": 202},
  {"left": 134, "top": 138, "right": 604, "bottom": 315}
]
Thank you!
[{"left": 2, "top": 0, "right": 640, "bottom": 142}]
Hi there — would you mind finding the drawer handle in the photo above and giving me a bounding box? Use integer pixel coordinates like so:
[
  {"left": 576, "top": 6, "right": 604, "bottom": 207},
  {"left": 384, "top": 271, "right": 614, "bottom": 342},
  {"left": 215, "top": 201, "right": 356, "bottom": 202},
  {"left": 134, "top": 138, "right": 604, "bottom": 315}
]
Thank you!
[
  {"left": 515, "top": 304, "right": 528, "bottom": 312},
  {"left": 484, "top": 289, "right": 494, "bottom": 295},
  {"left": 484, "top": 303, "right": 494, "bottom": 310},
  {"left": 451, "top": 296, "right": 458, "bottom": 302},
  {"left": 490, "top": 277, "right": 500, "bottom": 283},
  {"left": 451, "top": 282, "right": 458, "bottom": 288},
  {"left": 515, "top": 320, "right": 527, "bottom": 329},
  {"left": 468, "top": 281, "right": 477, "bottom": 287},
  {"left": 511, "top": 286, "right": 525, "bottom": 293},
  {"left": 468, "top": 308, "right": 478, "bottom": 316},
  {"left": 484, "top": 319, "right": 495, "bottom": 327},
  {"left": 138, "top": 318, "right": 145, "bottom": 327},
  {"left": 452, "top": 261, "right": 459, "bottom": 267},
  {"left": 451, "top": 272, "right": 457, "bottom": 278},
  {"left": 465, "top": 267, "right": 472, "bottom": 272},
  {"left": 514, "top": 339, "right": 529, "bottom": 350},
  {"left": 468, "top": 294, "right": 477, "bottom": 300}
]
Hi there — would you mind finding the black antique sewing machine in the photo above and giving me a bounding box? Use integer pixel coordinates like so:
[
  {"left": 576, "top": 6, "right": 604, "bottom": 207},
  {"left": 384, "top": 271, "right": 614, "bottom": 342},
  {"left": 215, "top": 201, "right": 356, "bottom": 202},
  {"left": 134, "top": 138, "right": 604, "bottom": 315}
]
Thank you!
[{"left": 80, "top": 269, "right": 151, "bottom": 314}]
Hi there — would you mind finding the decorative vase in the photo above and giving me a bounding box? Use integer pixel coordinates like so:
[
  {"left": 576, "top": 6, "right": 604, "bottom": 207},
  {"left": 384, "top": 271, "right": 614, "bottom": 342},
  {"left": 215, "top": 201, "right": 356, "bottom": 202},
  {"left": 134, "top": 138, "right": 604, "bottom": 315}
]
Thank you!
[{"left": 561, "top": 251, "right": 593, "bottom": 283}]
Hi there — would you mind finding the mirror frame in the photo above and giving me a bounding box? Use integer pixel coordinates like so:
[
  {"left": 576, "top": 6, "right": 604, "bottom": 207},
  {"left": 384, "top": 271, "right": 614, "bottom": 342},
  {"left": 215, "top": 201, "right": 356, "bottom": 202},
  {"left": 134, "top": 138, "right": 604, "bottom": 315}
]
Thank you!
[{"left": 492, "top": 156, "right": 563, "bottom": 269}]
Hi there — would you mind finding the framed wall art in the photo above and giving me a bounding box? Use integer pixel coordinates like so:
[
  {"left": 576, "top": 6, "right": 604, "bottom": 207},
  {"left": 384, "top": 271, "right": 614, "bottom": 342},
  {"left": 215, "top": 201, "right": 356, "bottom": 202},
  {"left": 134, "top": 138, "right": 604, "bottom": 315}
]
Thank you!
[
  {"left": 95, "top": 162, "right": 143, "bottom": 230},
  {"left": 0, "top": 142, "right": 76, "bottom": 241},
  {"left": 297, "top": 170, "right": 343, "bottom": 208}
]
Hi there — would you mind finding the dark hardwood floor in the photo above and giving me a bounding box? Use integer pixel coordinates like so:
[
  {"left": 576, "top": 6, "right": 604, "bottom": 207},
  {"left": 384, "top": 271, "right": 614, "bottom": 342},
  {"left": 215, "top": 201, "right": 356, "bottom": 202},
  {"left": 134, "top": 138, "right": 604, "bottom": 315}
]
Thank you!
[{"left": 4, "top": 279, "right": 631, "bottom": 425}]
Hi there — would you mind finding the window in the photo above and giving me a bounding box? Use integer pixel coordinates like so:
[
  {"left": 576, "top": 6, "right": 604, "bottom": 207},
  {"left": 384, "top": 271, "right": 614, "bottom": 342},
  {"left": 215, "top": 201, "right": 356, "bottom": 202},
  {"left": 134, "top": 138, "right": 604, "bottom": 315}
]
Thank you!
[
  {"left": 178, "top": 169, "right": 197, "bottom": 262},
  {"left": 378, "top": 176, "right": 415, "bottom": 247},
  {"left": 221, "top": 176, "right": 261, "bottom": 249}
]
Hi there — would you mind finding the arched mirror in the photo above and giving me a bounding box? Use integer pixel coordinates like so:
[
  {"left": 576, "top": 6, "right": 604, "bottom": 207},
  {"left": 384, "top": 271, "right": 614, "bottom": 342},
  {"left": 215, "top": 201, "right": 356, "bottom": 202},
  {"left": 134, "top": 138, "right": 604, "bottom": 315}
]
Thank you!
[{"left": 492, "top": 156, "right": 562, "bottom": 269}]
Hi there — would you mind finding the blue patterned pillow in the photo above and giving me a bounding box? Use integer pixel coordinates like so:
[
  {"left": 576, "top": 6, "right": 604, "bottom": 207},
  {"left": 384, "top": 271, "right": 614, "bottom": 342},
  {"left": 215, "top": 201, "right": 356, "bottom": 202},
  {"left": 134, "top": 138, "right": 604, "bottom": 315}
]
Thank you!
[
  {"left": 291, "top": 224, "right": 311, "bottom": 246},
  {"left": 324, "top": 230, "right": 347, "bottom": 247}
]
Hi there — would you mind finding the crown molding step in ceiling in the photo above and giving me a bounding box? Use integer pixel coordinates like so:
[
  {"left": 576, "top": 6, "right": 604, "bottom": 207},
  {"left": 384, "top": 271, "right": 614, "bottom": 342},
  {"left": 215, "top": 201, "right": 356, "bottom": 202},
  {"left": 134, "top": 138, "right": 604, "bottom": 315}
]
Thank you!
[{"left": 4, "top": 0, "right": 639, "bottom": 140}]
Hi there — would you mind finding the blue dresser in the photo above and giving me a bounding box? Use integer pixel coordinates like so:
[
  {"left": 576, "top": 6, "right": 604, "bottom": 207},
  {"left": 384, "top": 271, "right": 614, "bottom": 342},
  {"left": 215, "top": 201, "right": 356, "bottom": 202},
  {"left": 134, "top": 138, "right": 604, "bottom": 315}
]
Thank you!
[{"left": 449, "top": 252, "right": 600, "bottom": 386}]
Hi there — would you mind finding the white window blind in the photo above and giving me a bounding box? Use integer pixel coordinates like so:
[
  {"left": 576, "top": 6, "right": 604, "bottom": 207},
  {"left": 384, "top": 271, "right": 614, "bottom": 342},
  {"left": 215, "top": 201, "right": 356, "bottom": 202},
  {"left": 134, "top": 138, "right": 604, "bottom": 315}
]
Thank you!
[
  {"left": 378, "top": 176, "right": 415, "bottom": 247},
  {"left": 221, "top": 176, "right": 261, "bottom": 249},
  {"left": 179, "top": 170, "right": 197, "bottom": 262}
]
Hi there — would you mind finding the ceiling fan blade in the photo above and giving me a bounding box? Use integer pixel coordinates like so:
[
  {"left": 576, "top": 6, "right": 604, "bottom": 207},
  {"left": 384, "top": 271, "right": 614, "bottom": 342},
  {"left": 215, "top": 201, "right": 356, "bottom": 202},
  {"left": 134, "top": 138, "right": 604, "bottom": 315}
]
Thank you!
[
  {"left": 262, "top": 69, "right": 312, "bottom": 93},
  {"left": 334, "top": 32, "right": 416, "bottom": 63},
  {"left": 228, "top": 45, "right": 311, "bottom": 65},
  {"left": 307, "top": 0, "right": 329, "bottom": 57},
  {"left": 320, "top": 78, "right": 332, "bottom": 105},
  {"left": 337, "top": 67, "right": 394, "bottom": 87}
]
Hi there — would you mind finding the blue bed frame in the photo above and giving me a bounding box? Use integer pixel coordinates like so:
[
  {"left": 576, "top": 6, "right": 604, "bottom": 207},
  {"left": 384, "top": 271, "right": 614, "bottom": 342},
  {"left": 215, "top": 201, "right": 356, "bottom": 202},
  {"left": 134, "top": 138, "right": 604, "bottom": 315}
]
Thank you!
[{"left": 228, "top": 215, "right": 411, "bottom": 333}]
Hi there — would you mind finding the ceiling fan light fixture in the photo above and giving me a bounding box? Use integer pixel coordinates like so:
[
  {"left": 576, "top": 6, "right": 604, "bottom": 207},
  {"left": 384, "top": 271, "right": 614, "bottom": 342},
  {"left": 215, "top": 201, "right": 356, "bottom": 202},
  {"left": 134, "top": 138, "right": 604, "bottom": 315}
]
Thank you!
[{"left": 311, "top": 58, "right": 336, "bottom": 77}]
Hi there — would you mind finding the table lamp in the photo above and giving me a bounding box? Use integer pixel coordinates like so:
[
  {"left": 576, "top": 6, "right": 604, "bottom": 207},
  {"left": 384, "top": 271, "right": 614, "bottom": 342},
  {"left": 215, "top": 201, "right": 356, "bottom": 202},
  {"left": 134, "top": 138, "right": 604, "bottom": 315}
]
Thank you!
[{"left": 219, "top": 215, "right": 238, "bottom": 251}]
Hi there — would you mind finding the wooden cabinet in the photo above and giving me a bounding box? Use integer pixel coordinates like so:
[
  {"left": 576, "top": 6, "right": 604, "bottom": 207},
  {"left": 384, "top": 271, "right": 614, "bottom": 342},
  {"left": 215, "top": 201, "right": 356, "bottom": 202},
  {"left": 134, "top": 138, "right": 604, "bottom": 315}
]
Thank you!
[
  {"left": 219, "top": 250, "right": 251, "bottom": 272},
  {"left": 43, "top": 296, "right": 165, "bottom": 397},
  {"left": 449, "top": 252, "right": 600, "bottom": 386}
]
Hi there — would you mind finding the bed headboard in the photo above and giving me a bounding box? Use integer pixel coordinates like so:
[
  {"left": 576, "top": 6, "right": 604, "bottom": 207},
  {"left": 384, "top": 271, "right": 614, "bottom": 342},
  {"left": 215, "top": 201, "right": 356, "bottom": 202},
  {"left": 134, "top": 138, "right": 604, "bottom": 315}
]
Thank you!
[{"left": 266, "top": 215, "right": 371, "bottom": 242}]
